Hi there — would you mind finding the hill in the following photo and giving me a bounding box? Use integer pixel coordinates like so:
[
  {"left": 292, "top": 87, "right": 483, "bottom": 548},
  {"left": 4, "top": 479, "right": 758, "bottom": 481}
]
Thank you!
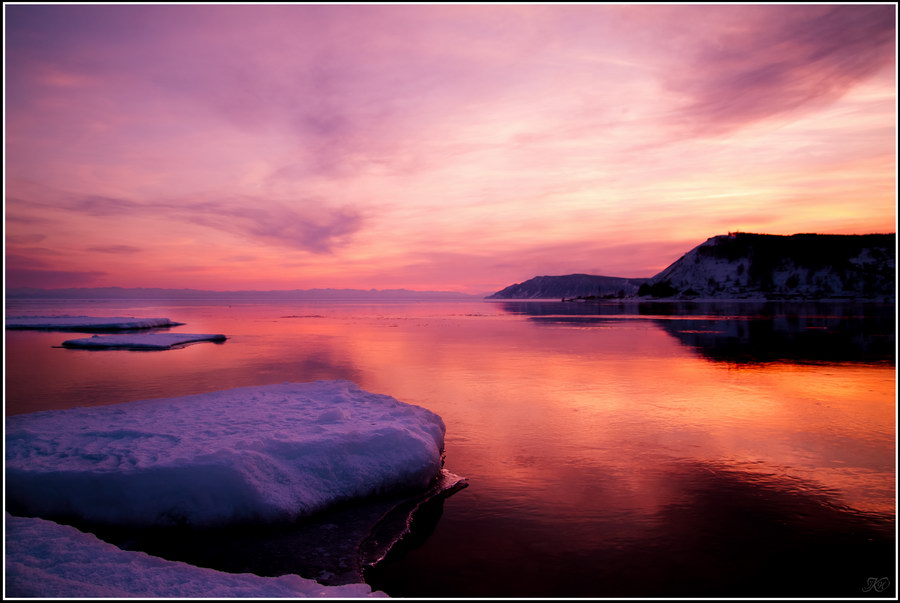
[
  {"left": 485, "top": 233, "right": 895, "bottom": 301},
  {"left": 639, "top": 232, "right": 895, "bottom": 300},
  {"left": 485, "top": 274, "right": 648, "bottom": 300}
]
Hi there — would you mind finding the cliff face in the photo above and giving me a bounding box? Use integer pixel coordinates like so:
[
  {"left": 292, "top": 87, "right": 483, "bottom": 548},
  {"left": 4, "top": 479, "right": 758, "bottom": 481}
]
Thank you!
[
  {"left": 641, "top": 233, "right": 895, "bottom": 300},
  {"left": 487, "top": 274, "right": 648, "bottom": 299}
]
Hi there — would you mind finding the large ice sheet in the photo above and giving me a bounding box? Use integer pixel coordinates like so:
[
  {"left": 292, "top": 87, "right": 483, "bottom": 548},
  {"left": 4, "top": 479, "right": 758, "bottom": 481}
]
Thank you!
[
  {"left": 6, "top": 315, "right": 184, "bottom": 330},
  {"left": 62, "top": 333, "right": 227, "bottom": 350},
  {"left": 6, "top": 381, "right": 446, "bottom": 527},
  {"left": 5, "top": 514, "right": 384, "bottom": 598}
]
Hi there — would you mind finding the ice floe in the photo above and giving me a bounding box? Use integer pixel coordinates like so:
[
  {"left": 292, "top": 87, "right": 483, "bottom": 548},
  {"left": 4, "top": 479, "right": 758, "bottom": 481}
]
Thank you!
[
  {"left": 6, "top": 381, "right": 446, "bottom": 527},
  {"left": 4, "top": 514, "right": 385, "bottom": 598},
  {"left": 61, "top": 333, "right": 228, "bottom": 350},
  {"left": 6, "top": 315, "right": 184, "bottom": 331},
  {"left": 83, "top": 468, "right": 467, "bottom": 587}
]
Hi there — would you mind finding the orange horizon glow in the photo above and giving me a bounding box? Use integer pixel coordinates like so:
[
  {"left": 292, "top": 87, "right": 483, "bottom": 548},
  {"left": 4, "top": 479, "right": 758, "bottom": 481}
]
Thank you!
[{"left": 5, "top": 4, "right": 897, "bottom": 294}]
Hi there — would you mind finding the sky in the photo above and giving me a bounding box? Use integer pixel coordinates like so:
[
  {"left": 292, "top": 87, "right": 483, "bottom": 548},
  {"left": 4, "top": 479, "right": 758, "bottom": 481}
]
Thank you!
[{"left": 5, "top": 4, "right": 897, "bottom": 294}]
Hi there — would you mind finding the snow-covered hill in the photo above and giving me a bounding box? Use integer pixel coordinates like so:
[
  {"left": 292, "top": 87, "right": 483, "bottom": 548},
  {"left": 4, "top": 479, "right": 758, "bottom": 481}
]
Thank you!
[
  {"left": 486, "top": 274, "right": 648, "bottom": 299},
  {"left": 640, "top": 233, "right": 895, "bottom": 300}
]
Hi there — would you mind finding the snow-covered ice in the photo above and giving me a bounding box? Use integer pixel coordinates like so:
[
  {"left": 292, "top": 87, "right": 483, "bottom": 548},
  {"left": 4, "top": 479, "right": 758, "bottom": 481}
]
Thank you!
[
  {"left": 5, "top": 514, "right": 385, "bottom": 598},
  {"left": 6, "top": 381, "right": 446, "bottom": 527},
  {"left": 79, "top": 468, "right": 468, "bottom": 587},
  {"left": 61, "top": 333, "right": 228, "bottom": 350},
  {"left": 6, "top": 315, "right": 185, "bottom": 330}
]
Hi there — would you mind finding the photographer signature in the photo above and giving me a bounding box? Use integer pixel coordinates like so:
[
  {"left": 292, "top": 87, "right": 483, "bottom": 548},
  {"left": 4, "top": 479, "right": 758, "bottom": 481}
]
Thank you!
[{"left": 862, "top": 577, "right": 890, "bottom": 593}]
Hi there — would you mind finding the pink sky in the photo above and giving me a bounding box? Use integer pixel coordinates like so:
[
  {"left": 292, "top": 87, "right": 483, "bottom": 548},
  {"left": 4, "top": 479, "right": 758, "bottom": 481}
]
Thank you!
[{"left": 5, "top": 4, "right": 896, "bottom": 294}]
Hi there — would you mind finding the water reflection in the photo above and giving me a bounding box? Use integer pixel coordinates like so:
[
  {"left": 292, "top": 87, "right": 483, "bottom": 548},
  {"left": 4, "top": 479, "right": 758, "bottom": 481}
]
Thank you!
[
  {"left": 657, "top": 315, "right": 894, "bottom": 365},
  {"left": 367, "top": 459, "right": 895, "bottom": 598},
  {"left": 498, "top": 299, "right": 896, "bottom": 318},
  {"left": 499, "top": 301, "right": 896, "bottom": 365},
  {"left": 5, "top": 299, "right": 895, "bottom": 597},
  {"left": 4, "top": 329, "right": 365, "bottom": 416}
]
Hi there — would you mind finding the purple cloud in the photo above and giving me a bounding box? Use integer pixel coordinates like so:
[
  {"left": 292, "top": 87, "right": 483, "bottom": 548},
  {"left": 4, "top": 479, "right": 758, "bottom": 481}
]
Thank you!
[
  {"left": 6, "top": 269, "right": 108, "bottom": 289},
  {"left": 72, "top": 195, "right": 143, "bottom": 216},
  {"left": 65, "top": 195, "right": 363, "bottom": 253},
  {"left": 85, "top": 245, "right": 143, "bottom": 254},
  {"left": 222, "top": 255, "right": 257, "bottom": 262},
  {"left": 6, "top": 253, "right": 52, "bottom": 269},
  {"left": 12, "top": 247, "right": 64, "bottom": 256},
  {"left": 6, "top": 214, "right": 54, "bottom": 225},
  {"left": 7, "top": 233, "right": 47, "bottom": 244},
  {"left": 181, "top": 199, "right": 363, "bottom": 254},
  {"left": 7, "top": 245, "right": 109, "bottom": 288},
  {"left": 669, "top": 5, "right": 895, "bottom": 134}
]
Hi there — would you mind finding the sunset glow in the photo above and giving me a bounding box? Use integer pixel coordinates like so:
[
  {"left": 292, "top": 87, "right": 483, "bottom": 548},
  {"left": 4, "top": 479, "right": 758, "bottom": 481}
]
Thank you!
[{"left": 5, "top": 4, "right": 896, "bottom": 293}]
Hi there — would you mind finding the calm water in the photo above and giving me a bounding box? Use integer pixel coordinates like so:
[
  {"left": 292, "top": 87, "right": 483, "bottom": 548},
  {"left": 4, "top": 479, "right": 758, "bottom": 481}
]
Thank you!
[{"left": 4, "top": 299, "right": 896, "bottom": 597}]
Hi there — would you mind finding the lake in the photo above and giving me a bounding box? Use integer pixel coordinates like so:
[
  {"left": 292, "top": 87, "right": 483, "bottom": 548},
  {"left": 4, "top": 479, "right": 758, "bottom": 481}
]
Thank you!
[{"left": 4, "top": 298, "right": 896, "bottom": 597}]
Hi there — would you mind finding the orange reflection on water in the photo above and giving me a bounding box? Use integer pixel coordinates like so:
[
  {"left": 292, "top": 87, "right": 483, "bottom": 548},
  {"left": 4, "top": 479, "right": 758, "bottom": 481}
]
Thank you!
[
  {"left": 280, "top": 310, "right": 896, "bottom": 519},
  {"left": 5, "top": 300, "right": 895, "bottom": 524}
]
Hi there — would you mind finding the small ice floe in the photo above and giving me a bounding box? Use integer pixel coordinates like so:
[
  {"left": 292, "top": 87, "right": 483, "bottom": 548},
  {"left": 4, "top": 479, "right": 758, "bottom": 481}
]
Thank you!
[
  {"left": 6, "top": 315, "right": 185, "bottom": 331},
  {"left": 61, "top": 333, "right": 228, "bottom": 350},
  {"left": 4, "top": 514, "right": 385, "bottom": 598},
  {"left": 6, "top": 381, "right": 446, "bottom": 528}
]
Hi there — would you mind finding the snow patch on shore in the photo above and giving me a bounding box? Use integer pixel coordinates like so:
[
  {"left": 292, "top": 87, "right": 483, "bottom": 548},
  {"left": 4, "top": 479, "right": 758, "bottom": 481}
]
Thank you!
[{"left": 5, "top": 514, "right": 385, "bottom": 598}]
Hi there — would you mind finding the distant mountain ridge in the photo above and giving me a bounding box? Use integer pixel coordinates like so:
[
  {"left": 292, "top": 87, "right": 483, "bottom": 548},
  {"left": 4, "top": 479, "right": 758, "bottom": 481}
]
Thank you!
[
  {"left": 6, "top": 286, "right": 479, "bottom": 300},
  {"left": 486, "top": 274, "right": 648, "bottom": 299},
  {"left": 487, "top": 233, "right": 896, "bottom": 301}
]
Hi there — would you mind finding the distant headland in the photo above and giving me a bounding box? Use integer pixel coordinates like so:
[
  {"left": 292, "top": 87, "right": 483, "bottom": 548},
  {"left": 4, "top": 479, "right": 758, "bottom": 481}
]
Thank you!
[{"left": 487, "top": 233, "right": 896, "bottom": 301}]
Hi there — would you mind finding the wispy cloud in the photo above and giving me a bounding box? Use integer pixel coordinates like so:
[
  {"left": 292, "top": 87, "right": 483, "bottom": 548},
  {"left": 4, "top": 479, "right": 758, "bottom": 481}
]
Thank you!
[
  {"left": 5, "top": 252, "right": 108, "bottom": 288},
  {"left": 668, "top": 5, "right": 895, "bottom": 134},
  {"left": 65, "top": 194, "right": 364, "bottom": 253},
  {"left": 11, "top": 247, "right": 64, "bottom": 256},
  {"left": 7, "top": 233, "right": 47, "bottom": 244},
  {"left": 6, "top": 254, "right": 51, "bottom": 269},
  {"left": 166, "top": 265, "right": 212, "bottom": 272},
  {"left": 222, "top": 254, "right": 257, "bottom": 262},
  {"left": 85, "top": 244, "right": 143, "bottom": 254},
  {"left": 7, "top": 269, "right": 108, "bottom": 289},
  {"left": 181, "top": 200, "right": 363, "bottom": 254},
  {"left": 6, "top": 213, "right": 54, "bottom": 225}
]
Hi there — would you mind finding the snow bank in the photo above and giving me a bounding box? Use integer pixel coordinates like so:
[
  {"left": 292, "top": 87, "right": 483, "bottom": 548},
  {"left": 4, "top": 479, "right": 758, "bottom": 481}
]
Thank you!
[
  {"left": 5, "top": 514, "right": 384, "bottom": 598},
  {"left": 61, "top": 333, "right": 227, "bottom": 350},
  {"left": 6, "top": 315, "right": 184, "bottom": 330},
  {"left": 6, "top": 381, "right": 446, "bottom": 527}
]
